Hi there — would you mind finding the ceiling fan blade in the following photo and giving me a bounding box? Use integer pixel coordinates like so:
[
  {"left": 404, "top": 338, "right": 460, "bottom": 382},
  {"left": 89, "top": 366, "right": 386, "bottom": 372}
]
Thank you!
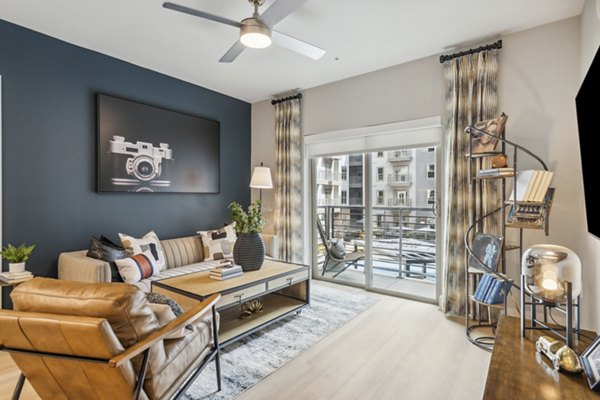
[
  {"left": 219, "top": 40, "right": 246, "bottom": 63},
  {"left": 272, "top": 31, "right": 326, "bottom": 60},
  {"left": 259, "top": 0, "right": 310, "bottom": 27},
  {"left": 163, "top": 2, "right": 242, "bottom": 28}
]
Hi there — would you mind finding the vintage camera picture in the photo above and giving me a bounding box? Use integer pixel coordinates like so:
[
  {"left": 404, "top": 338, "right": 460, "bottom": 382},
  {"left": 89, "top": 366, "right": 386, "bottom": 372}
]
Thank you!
[
  {"left": 96, "top": 93, "right": 220, "bottom": 193},
  {"left": 108, "top": 136, "right": 173, "bottom": 192}
]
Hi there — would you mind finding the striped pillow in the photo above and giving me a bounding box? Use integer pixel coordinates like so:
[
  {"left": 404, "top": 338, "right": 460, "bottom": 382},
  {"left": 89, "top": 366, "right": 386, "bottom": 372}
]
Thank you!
[{"left": 115, "top": 250, "right": 159, "bottom": 284}]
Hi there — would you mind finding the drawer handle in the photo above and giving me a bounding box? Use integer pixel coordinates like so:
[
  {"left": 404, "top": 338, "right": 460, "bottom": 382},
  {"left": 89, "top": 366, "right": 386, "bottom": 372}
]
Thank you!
[
  {"left": 234, "top": 294, "right": 244, "bottom": 304},
  {"left": 287, "top": 277, "right": 293, "bottom": 285}
]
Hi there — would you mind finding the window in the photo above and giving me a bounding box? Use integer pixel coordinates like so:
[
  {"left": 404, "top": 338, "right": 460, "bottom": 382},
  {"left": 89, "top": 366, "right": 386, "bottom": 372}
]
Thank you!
[
  {"left": 377, "top": 167, "right": 384, "bottom": 181},
  {"left": 428, "top": 147, "right": 435, "bottom": 152},
  {"left": 341, "top": 166, "right": 347, "bottom": 180},
  {"left": 427, "top": 163, "right": 435, "bottom": 179},
  {"left": 377, "top": 152, "right": 384, "bottom": 158},
  {"left": 341, "top": 190, "right": 347, "bottom": 204},
  {"left": 377, "top": 190, "right": 384, "bottom": 205},
  {"left": 427, "top": 189, "right": 436, "bottom": 205},
  {"left": 376, "top": 215, "right": 383, "bottom": 227},
  {"left": 397, "top": 191, "right": 406, "bottom": 206}
]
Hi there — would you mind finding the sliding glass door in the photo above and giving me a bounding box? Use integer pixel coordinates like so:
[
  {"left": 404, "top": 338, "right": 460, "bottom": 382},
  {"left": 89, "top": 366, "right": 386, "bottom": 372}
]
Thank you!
[{"left": 312, "top": 146, "right": 440, "bottom": 302}]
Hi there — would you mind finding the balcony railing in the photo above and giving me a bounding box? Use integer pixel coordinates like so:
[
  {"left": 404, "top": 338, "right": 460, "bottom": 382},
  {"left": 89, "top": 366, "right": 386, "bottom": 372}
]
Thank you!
[
  {"left": 348, "top": 155, "right": 363, "bottom": 166},
  {"left": 387, "top": 198, "right": 412, "bottom": 207},
  {"left": 317, "top": 198, "right": 341, "bottom": 206},
  {"left": 317, "top": 169, "right": 342, "bottom": 185},
  {"left": 317, "top": 205, "right": 436, "bottom": 281},
  {"left": 387, "top": 150, "right": 412, "bottom": 162},
  {"left": 387, "top": 173, "right": 411, "bottom": 187},
  {"left": 349, "top": 176, "right": 363, "bottom": 186}
]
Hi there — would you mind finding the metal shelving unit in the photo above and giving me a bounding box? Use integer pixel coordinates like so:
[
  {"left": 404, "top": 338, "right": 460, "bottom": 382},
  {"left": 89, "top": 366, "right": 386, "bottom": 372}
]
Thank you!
[{"left": 464, "top": 115, "right": 553, "bottom": 352}]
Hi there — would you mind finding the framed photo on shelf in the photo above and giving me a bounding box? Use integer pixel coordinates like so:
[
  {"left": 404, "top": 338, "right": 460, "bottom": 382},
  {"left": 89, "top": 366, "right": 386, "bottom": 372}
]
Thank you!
[
  {"left": 468, "top": 232, "right": 504, "bottom": 271},
  {"left": 581, "top": 335, "right": 600, "bottom": 392},
  {"left": 469, "top": 113, "right": 508, "bottom": 154}
]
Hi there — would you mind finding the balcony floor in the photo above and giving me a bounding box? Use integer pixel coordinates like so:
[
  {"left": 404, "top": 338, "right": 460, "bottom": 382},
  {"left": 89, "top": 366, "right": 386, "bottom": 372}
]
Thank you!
[{"left": 317, "top": 263, "right": 436, "bottom": 301}]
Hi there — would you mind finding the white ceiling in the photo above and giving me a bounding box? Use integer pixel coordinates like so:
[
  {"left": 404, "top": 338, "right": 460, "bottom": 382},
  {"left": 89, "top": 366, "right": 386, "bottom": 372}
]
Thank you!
[{"left": 1, "top": 0, "right": 584, "bottom": 103}]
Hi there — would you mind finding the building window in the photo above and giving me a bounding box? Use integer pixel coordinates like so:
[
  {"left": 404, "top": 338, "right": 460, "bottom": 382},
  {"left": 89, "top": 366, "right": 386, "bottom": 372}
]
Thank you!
[
  {"left": 376, "top": 214, "right": 383, "bottom": 227},
  {"left": 341, "top": 190, "right": 347, "bottom": 204},
  {"left": 397, "top": 191, "right": 406, "bottom": 206},
  {"left": 377, "top": 151, "right": 384, "bottom": 158},
  {"left": 377, "top": 167, "right": 384, "bottom": 181},
  {"left": 377, "top": 190, "right": 384, "bottom": 205},
  {"left": 428, "top": 147, "right": 435, "bottom": 152},
  {"left": 341, "top": 166, "right": 347, "bottom": 180},
  {"left": 427, "top": 163, "right": 435, "bottom": 179},
  {"left": 427, "top": 189, "right": 436, "bottom": 205}
]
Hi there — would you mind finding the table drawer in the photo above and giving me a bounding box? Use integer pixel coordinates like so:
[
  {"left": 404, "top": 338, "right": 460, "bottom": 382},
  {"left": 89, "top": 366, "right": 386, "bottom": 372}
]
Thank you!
[
  {"left": 218, "top": 283, "right": 266, "bottom": 309},
  {"left": 268, "top": 270, "right": 309, "bottom": 291}
]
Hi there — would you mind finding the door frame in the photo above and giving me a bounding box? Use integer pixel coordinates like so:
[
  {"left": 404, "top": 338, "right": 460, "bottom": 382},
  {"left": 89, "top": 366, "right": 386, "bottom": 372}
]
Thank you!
[{"left": 304, "top": 116, "right": 443, "bottom": 303}]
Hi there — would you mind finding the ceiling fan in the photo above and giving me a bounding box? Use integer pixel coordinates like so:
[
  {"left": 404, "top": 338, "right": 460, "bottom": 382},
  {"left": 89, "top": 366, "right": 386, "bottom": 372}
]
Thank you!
[{"left": 163, "top": 0, "right": 326, "bottom": 63}]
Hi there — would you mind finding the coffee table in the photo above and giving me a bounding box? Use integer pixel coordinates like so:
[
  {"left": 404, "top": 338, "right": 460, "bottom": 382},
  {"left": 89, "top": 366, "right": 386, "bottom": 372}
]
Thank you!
[{"left": 152, "top": 259, "right": 310, "bottom": 346}]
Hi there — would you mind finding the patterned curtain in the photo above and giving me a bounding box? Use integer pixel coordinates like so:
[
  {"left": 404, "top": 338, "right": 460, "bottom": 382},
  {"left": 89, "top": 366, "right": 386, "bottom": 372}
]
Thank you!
[
  {"left": 441, "top": 50, "right": 499, "bottom": 315},
  {"left": 274, "top": 97, "right": 303, "bottom": 263}
]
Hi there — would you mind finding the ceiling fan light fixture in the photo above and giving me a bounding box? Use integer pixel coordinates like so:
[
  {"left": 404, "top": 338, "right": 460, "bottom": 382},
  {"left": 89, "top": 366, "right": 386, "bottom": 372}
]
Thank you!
[{"left": 240, "top": 18, "right": 272, "bottom": 49}]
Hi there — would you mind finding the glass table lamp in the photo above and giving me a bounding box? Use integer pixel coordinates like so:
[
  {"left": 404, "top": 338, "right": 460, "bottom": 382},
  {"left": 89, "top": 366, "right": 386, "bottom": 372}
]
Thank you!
[{"left": 520, "top": 244, "right": 581, "bottom": 347}]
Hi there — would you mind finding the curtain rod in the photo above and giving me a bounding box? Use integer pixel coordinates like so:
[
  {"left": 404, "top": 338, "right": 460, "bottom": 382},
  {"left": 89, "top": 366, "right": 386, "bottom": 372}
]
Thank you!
[
  {"left": 439, "top": 40, "right": 502, "bottom": 63},
  {"left": 271, "top": 93, "right": 302, "bottom": 105}
]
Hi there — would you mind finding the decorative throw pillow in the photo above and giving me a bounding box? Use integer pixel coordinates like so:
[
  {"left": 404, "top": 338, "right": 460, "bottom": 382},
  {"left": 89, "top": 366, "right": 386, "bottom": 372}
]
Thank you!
[
  {"left": 198, "top": 223, "right": 237, "bottom": 261},
  {"left": 329, "top": 240, "right": 346, "bottom": 259},
  {"left": 147, "top": 303, "right": 188, "bottom": 339},
  {"left": 87, "top": 235, "right": 127, "bottom": 282},
  {"left": 119, "top": 230, "right": 166, "bottom": 271},
  {"left": 146, "top": 292, "right": 192, "bottom": 330},
  {"left": 114, "top": 250, "right": 160, "bottom": 284}
]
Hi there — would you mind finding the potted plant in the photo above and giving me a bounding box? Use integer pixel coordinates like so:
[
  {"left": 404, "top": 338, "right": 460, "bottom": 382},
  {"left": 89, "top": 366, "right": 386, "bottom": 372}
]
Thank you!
[
  {"left": 1, "top": 243, "right": 36, "bottom": 273},
  {"left": 229, "top": 200, "right": 266, "bottom": 271}
]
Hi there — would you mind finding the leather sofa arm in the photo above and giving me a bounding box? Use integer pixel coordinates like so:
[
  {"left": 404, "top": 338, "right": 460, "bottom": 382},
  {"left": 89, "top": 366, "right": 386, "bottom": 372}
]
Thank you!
[
  {"left": 58, "top": 250, "right": 112, "bottom": 283},
  {"left": 109, "top": 294, "right": 221, "bottom": 368},
  {"left": 261, "top": 233, "right": 279, "bottom": 259}
]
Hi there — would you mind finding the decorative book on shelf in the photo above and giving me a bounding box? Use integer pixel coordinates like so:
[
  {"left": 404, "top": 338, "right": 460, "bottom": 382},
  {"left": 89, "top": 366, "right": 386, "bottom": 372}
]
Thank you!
[
  {"left": 509, "top": 169, "right": 554, "bottom": 203},
  {"left": 506, "top": 188, "right": 555, "bottom": 231},
  {"left": 469, "top": 113, "right": 509, "bottom": 154},
  {"left": 472, "top": 272, "right": 512, "bottom": 304},
  {"left": 468, "top": 233, "right": 504, "bottom": 272}
]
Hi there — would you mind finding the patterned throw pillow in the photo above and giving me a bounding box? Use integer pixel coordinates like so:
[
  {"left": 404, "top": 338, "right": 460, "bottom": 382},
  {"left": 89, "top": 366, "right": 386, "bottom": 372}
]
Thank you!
[
  {"left": 86, "top": 235, "right": 127, "bottom": 282},
  {"left": 146, "top": 292, "right": 192, "bottom": 330},
  {"left": 198, "top": 223, "right": 237, "bottom": 261},
  {"left": 119, "top": 230, "right": 166, "bottom": 271},
  {"left": 114, "top": 250, "right": 160, "bottom": 284}
]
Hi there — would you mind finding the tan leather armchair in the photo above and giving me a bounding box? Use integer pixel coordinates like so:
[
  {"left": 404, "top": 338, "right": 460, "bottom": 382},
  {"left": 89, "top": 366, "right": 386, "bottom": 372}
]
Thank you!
[{"left": 0, "top": 278, "right": 221, "bottom": 400}]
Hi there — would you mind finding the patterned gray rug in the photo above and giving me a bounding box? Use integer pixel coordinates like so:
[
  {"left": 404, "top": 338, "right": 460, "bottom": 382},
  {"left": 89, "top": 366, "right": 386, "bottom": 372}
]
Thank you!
[{"left": 184, "top": 283, "right": 378, "bottom": 399}]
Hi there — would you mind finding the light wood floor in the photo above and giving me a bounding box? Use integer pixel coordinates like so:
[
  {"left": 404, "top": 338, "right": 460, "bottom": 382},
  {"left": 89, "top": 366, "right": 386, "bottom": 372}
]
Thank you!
[{"left": 0, "top": 281, "right": 490, "bottom": 400}]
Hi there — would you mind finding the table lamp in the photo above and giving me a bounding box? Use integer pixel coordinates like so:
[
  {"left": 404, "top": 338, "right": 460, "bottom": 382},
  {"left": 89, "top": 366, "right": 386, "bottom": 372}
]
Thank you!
[{"left": 520, "top": 244, "right": 581, "bottom": 347}]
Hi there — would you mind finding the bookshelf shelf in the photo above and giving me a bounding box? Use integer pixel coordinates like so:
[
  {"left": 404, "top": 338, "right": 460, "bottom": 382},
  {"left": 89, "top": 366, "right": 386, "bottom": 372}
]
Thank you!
[{"left": 473, "top": 174, "right": 515, "bottom": 180}]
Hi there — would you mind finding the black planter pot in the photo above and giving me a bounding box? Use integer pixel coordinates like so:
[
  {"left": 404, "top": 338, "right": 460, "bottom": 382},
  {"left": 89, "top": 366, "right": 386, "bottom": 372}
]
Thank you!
[{"left": 233, "top": 232, "right": 265, "bottom": 271}]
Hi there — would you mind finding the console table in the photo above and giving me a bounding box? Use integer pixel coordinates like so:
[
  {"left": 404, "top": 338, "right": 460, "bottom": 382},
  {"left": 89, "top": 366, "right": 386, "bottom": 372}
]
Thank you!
[
  {"left": 484, "top": 315, "right": 600, "bottom": 399},
  {"left": 152, "top": 259, "right": 310, "bottom": 346}
]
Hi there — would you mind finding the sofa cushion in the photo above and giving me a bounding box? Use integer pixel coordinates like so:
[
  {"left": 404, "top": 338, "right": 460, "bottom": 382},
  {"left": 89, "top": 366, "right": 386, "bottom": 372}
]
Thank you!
[
  {"left": 11, "top": 277, "right": 159, "bottom": 348},
  {"left": 132, "top": 260, "right": 222, "bottom": 293},
  {"left": 198, "top": 223, "right": 237, "bottom": 261},
  {"left": 119, "top": 230, "right": 167, "bottom": 271},
  {"left": 86, "top": 236, "right": 127, "bottom": 282},
  {"left": 160, "top": 236, "right": 205, "bottom": 269},
  {"left": 115, "top": 250, "right": 160, "bottom": 284}
]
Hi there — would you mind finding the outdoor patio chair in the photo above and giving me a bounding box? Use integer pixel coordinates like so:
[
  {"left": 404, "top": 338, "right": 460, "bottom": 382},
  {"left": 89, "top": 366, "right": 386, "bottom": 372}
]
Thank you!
[{"left": 316, "top": 219, "right": 365, "bottom": 278}]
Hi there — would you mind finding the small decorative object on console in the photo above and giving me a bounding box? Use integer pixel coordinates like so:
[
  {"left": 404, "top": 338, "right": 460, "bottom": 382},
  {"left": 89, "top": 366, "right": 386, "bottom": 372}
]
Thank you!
[
  {"left": 536, "top": 335, "right": 583, "bottom": 373},
  {"left": 1, "top": 243, "right": 35, "bottom": 273}
]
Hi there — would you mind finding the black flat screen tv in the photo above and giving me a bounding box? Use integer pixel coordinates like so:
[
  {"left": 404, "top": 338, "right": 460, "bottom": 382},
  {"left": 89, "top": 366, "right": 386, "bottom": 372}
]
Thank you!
[
  {"left": 576, "top": 46, "right": 600, "bottom": 238},
  {"left": 97, "top": 93, "right": 220, "bottom": 193}
]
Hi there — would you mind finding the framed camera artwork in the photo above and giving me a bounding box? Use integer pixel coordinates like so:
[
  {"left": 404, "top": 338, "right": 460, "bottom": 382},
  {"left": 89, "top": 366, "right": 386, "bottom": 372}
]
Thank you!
[
  {"left": 96, "top": 93, "right": 220, "bottom": 193},
  {"left": 581, "top": 335, "right": 600, "bottom": 392}
]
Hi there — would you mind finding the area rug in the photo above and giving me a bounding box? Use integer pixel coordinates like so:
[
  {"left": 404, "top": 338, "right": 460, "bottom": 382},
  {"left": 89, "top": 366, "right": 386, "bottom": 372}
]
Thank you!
[{"left": 184, "top": 283, "right": 378, "bottom": 399}]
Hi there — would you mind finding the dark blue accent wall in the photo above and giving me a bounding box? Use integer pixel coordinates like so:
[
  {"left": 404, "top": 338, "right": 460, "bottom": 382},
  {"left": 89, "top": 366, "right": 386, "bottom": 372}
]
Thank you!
[{"left": 0, "top": 20, "right": 251, "bottom": 304}]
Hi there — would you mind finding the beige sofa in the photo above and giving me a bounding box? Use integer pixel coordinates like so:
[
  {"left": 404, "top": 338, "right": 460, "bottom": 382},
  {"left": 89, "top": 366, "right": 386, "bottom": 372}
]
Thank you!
[{"left": 58, "top": 234, "right": 278, "bottom": 292}]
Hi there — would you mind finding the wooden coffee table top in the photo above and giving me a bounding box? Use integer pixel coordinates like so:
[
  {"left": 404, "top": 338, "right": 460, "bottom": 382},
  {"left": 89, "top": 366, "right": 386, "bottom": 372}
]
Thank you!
[
  {"left": 153, "top": 259, "right": 308, "bottom": 297},
  {"left": 484, "top": 315, "right": 600, "bottom": 399}
]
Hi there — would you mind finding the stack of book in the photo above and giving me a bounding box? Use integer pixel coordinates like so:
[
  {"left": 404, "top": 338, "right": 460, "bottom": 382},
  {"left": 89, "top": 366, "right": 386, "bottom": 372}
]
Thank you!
[
  {"left": 509, "top": 169, "right": 554, "bottom": 203},
  {"left": 477, "top": 167, "right": 514, "bottom": 177},
  {"left": 473, "top": 273, "right": 511, "bottom": 304},
  {"left": 0, "top": 270, "right": 33, "bottom": 284},
  {"left": 209, "top": 262, "right": 243, "bottom": 280}
]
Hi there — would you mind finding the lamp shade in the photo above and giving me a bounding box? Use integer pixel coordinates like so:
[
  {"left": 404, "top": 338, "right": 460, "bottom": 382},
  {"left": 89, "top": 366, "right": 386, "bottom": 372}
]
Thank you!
[
  {"left": 521, "top": 244, "right": 581, "bottom": 303},
  {"left": 249, "top": 166, "right": 273, "bottom": 189}
]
